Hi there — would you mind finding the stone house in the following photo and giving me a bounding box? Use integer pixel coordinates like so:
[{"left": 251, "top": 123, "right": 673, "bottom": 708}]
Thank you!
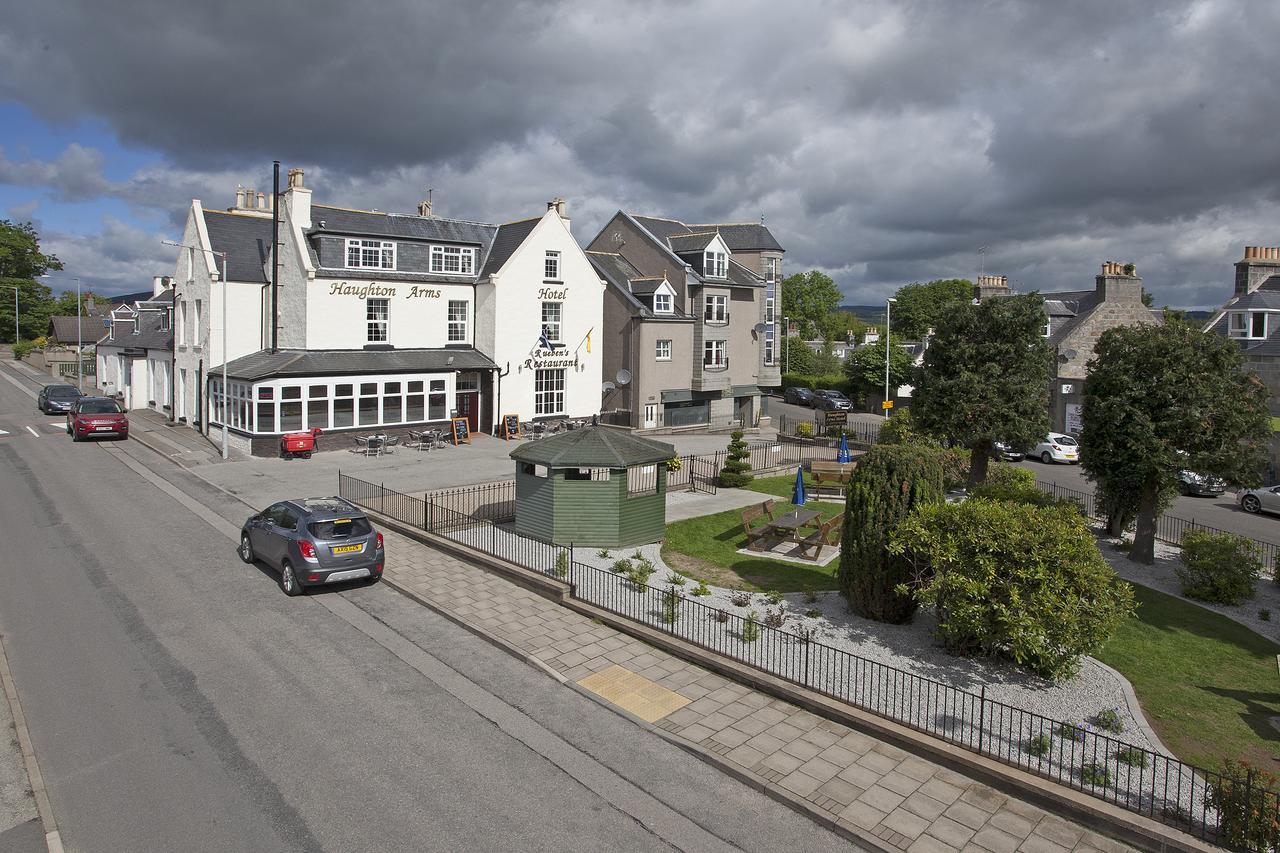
[{"left": 977, "top": 265, "right": 1161, "bottom": 434}]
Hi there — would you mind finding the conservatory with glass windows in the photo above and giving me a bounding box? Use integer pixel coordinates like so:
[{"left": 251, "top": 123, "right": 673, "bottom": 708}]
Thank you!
[
  {"left": 207, "top": 348, "right": 497, "bottom": 456},
  {"left": 509, "top": 426, "right": 675, "bottom": 547}
]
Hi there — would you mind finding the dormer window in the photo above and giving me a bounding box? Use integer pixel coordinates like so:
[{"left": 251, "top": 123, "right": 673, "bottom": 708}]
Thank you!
[
  {"left": 653, "top": 293, "right": 672, "bottom": 313},
  {"left": 704, "top": 251, "right": 727, "bottom": 278},
  {"left": 1229, "top": 310, "right": 1270, "bottom": 340},
  {"left": 346, "top": 239, "right": 396, "bottom": 270},
  {"left": 1042, "top": 319, "right": 1051, "bottom": 337},
  {"left": 430, "top": 245, "right": 476, "bottom": 275}
]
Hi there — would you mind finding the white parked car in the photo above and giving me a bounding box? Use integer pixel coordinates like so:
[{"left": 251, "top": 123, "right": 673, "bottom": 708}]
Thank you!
[{"left": 1031, "top": 433, "right": 1080, "bottom": 464}]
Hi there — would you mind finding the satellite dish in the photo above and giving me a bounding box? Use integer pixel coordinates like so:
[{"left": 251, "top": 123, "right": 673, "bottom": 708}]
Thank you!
[
  {"left": 601, "top": 381, "right": 616, "bottom": 393},
  {"left": 752, "top": 323, "right": 766, "bottom": 333},
  {"left": 615, "top": 369, "right": 632, "bottom": 387},
  {"left": 1064, "top": 349, "right": 1078, "bottom": 360}
]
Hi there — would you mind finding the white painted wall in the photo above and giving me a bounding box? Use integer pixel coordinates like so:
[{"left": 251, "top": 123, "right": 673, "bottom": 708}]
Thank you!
[
  {"left": 305, "top": 279, "right": 475, "bottom": 349},
  {"left": 488, "top": 209, "right": 604, "bottom": 419}
]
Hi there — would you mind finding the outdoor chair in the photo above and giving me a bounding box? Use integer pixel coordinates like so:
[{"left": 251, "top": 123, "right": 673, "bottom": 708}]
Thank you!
[
  {"left": 740, "top": 504, "right": 775, "bottom": 552},
  {"left": 382, "top": 435, "right": 400, "bottom": 454},
  {"left": 797, "top": 512, "right": 844, "bottom": 560}
]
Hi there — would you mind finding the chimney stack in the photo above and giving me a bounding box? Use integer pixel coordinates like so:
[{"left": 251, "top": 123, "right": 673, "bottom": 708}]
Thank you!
[
  {"left": 1235, "top": 245, "right": 1280, "bottom": 297},
  {"left": 287, "top": 168, "right": 304, "bottom": 189},
  {"left": 234, "top": 186, "right": 246, "bottom": 208},
  {"left": 418, "top": 200, "right": 433, "bottom": 217},
  {"left": 975, "top": 274, "right": 1009, "bottom": 301},
  {"left": 1096, "top": 260, "right": 1142, "bottom": 303},
  {"left": 282, "top": 166, "right": 311, "bottom": 229},
  {"left": 547, "top": 197, "right": 569, "bottom": 232}
]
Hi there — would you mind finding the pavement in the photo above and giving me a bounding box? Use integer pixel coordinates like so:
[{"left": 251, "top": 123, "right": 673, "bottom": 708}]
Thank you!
[
  {"left": 379, "top": 518, "right": 1145, "bottom": 853},
  {"left": 0, "top": 356, "right": 864, "bottom": 852},
  {"left": 0, "top": 645, "right": 40, "bottom": 852}
]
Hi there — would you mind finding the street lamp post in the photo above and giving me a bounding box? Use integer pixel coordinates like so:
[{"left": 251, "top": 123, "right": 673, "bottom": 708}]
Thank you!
[
  {"left": 164, "top": 240, "right": 229, "bottom": 460},
  {"left": 884, "top": 297, "right": 896, "bottom": 417},
  {"left": 783, "top": 315, "right": 789, "bottom": 374}
]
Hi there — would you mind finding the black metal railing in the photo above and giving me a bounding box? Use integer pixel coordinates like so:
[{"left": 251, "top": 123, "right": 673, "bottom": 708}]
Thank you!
[
  {"left": 776, "top": 413, "right": 881, "bottom": 447},
  {"left": 339, "top": 471, "right": 1278, "bottom": 845},
  {"left": 1035, "top": 480, "right": 1280, "bottom": 571}
]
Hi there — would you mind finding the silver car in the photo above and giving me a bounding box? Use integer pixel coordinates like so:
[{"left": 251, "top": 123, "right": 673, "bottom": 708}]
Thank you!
[
  {"left": 239, "top": 497, "right": 385, "bottom": 596},
  {"left": 1239, "top": 485, "right": 1280, "bottom": 517}
]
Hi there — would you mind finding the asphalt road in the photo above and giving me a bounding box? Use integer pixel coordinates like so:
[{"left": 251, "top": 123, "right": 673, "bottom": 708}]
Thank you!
[{"left": 0, "top": 361, "right": 860, "bottom": 853}]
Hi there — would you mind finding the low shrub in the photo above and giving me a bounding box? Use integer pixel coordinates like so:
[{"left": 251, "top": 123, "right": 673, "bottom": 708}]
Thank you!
[
  {"left": 596, "top": 548, "right": 611, "bottom": 559},
  {"left": 611, "top": 558, "right": 633, "bottom": 575},
  {"left": 803, "top": 588, "right": 819, "bottom": 604},
  {"left": 552, "top": 549, "right": 568, "bottom": 579},
  {"left": 627, "top": 559, "right": 655, "bottom": 589},
  {"left": 729, "top": 590, "right": 751, "bottom": 607},
  {"left": 1056, "top": 722, "right": 1086, "bottom": 743},
  {"left": 665, "top": 456, "right": 683, "bottom": 473},
  {"left": 1091, "top": 708, "right": 1124, "bottom": 734},
  {"left": 1261, "top": 609, "right": 1272, "bottom": 622},
  {"left": 762, "top": 609, "right": 784, "bottom": 629},
  {"left": 1177, "top": 530, "right": 1261, "bottom": 605},
  {"left": 891, "top": 500, "right": 1135, "bottom": 680},
  {"left": 1207, "top": 760, "right": 1280, "bottom": 853},
  {"left": 1025, "top": 734, "right": 1052, "bottom": 758},
  {"left": 934, "top": 447, "right": 971, "bottom": 491},
  {"left": 10, "top": 340, "right": 35, "bottom": 360},
  {"left": 667, "top": 573, "right": 687, "bottom": 587},
  {"left": 984, "top": 464, "right": 1037, "bottom": 489},
  {"left": 762, "top": 589, "right": 784, "bottom": 606},
  {"left": 710, "top": 609, "right": 729, "bottom": 623},
  {"left": 660, "top": 585, "right": 681, "bottom": 624},
  {"left": 691, "top": 580, "right": 711, "bottom": 597},
  {"left": 804, "top": 608, "right": 822, "bottom": 619},
  {"left": 876, "top": 409, "right": 942, "bottom": 447},
  {"left": 1115, "top": 747, "right": 1149, "bottom": 769},
  {"left": 718, "top": 429, "right": 754, "bottom": 488},
  {"left": 1080, "top": 763, "right": 1111, "bottom": 788},
  {"left": 795, "top": 422, "right": 814, "bottom": 438},
  {"left": 742, "top": 611, "right": 759, "bottom": 643}
]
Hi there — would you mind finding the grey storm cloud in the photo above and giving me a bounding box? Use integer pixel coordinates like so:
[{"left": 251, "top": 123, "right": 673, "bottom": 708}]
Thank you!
[{"left": 2, "top": 0, "right": 1280, "bottom": 307}]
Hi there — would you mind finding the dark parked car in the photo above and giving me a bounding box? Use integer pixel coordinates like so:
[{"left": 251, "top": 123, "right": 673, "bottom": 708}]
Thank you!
[
  {"left": 813, "top": 389, "right": 853, "bottom": 411},
  {"left": 239, "top": 497, "right": 385, "bottom": 596},
  {"left": 66, "top": 396, "right": 128, "bottom": 441},
  {"left": 992, "top": 441, "right": 1025, "bottom": 462},
  {"left": 783, "top": 387, "right": 816, "bottom": 407},
  {"left": 1176, "top": 469, "right": 1226, "bottom": 497},
  {"left": 38, "top": 383, "right": 83, "bottom": 415}
]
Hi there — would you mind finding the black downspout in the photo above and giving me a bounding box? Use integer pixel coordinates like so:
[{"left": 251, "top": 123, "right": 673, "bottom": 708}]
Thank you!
[
  {"left": 271, "top": 160, "right": 280, "bottom": 353},
  {"left": 197, "top": 359, "right": 204, "bottom": 434},
  {"left": 169, "top": 298, "right": 176, "bottom": 423},
  {"left": 494, "top": 362, "right": 509, "bottom": 435}
]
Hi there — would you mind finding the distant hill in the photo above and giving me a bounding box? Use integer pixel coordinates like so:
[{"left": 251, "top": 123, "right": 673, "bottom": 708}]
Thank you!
[{"left": 838, "top": 305, "right": 887, "bottom": 325}]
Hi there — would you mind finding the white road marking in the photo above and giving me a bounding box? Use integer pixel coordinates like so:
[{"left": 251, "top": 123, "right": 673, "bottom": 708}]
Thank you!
[
  {"left": 0, "top": 429, "right": 8, "bottom": 436},
  {"left": 25, "top": 426, "right": 39, "bottom": 437}
]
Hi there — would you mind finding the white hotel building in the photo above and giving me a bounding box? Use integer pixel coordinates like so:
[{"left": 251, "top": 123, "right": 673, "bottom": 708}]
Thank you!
[{"left": 170, "top": 170, "right": 602, "bottom": 455}]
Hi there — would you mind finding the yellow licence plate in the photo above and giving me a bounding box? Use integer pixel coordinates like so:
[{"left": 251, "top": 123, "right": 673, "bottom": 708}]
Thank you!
[{"left": 331, "top": 543, "right": 363, "bottom": 554}]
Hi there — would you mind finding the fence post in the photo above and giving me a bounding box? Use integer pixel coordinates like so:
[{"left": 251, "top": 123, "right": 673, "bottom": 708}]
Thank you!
[
  {"left": 803, "top": 635, "right": 810, "bottom": 685},
  {"left": 977, "top": 685, "right": 987, "bottom": 753},
  {"left": 426, "top": 500, "right": 433, "bottom": 532}
]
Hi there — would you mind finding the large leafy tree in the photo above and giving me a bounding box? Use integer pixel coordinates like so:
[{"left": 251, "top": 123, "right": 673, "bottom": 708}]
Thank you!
[
  {"left": 891, "top": 278, "right": 974, "bottom": 340},
  {"left": 1081, "top": 320, "right": 1270, "bottom": 564},
  {"left": 779, "top": 335, "right": 815, "bottom": 374},
  {"left": 912, "top": 294, "right": 1052, "bottom": 486},
  {"left": 844, "top": 334, "right": 914, "bottom": 401},
  {"left": 817, "top": 310, "right": 866, "bottom": 344},
  {"left": 0, "top": 220, "right": 61, "bottom": 342},
  {"left": 780, "top": 270, "right": 842, "bottom": 338}
]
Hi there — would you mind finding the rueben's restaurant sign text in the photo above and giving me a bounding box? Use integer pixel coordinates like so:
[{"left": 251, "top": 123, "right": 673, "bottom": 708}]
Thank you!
[
  {"left": 523, "top": 349, "right": 579, "bottom": 370},
  {"left": 328, "top": 282, "right": 441, "bottom": 299}
]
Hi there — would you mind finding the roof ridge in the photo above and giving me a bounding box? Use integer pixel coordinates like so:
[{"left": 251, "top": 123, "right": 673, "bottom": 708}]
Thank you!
[
  {"left": 312, "top": 203, "right": 496, "bottom": 228},
  {"left": 203, "top": 209, "right": 270, "bottom": 219},
  {"left": 498, "top": 215, "right": 542, "bottom": 227},
  {"left": 631, "top": 213, "right": 687, "bottom": 225},
  {"left": 585, "top": 250, "right": 621, "bottom": 256}
]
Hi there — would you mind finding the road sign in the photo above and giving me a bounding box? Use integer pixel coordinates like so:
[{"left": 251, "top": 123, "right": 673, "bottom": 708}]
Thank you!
[
  {"left": 820, "top": 410, "right": 848, "bottom": 429},
  {"left": 882, "top": 400, "right": 894, "bottom": 410}
]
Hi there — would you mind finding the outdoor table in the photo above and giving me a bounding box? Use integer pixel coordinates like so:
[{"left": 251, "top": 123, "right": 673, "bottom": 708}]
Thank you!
[{"left": 764, "top": 509, "right": 822, "bottom": 541}]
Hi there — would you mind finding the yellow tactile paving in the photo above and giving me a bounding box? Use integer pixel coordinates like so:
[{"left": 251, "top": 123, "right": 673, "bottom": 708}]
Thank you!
[{"left": 577, "top": 664, "right": 691, "bottom": 723}]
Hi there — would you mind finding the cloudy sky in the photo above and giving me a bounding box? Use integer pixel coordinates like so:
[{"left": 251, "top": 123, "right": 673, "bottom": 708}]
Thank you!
[{"left": 1, "top": 0, "right": 1278, "bottom": 308}]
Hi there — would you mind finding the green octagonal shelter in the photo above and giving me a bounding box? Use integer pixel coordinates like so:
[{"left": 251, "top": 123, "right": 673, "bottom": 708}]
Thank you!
[{"left": 509, "top": 426, "right": 676, "bottom": 548}]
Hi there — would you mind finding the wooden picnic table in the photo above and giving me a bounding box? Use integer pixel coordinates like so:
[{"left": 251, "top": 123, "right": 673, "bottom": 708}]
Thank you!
[{"left": 764, "top": 508, "right": 822, "bottom": 540}]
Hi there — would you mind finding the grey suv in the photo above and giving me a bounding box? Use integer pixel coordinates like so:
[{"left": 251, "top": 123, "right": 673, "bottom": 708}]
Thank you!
[{"left": 239, "top": 497, "right": 385, "bottom": 596}]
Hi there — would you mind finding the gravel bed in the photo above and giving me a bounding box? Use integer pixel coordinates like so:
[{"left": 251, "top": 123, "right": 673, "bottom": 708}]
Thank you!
[
  {"left": 1097, "top": 535, "right": 1280, "bottom": 642},
  {"left": 442, "top": 523, "right": 1210, "bottom": 821}
]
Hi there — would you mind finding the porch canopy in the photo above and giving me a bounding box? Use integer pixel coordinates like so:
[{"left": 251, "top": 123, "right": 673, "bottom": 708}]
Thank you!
[{"left": 509, "top": 426, "right": 675, "bottom": 548}]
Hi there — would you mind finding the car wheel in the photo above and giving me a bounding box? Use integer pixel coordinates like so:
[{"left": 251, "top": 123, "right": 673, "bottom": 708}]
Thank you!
[
  {"left": 65, "top": 421, "right": 72, "bottom": 435},
  {"left": 238, "top": 533, "right": 255, "bottom": 563},
  {"left": 280, "top": 560, "right": 303, "bottom": 597},
  {"left": 1242, "top": 495, "right": 1261, "bottom": 514},
  {"left": 1040, "top": 451, "right": 1052, "bottom": 464}
]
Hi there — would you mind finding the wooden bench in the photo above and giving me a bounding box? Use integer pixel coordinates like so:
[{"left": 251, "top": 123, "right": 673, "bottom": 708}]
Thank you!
[
  {"left": 741, "top": 500, "right": 778, "bottom": 551},
  {"left": 810, "top": 460, "right": 857, "bottom": 486},
  {"left": 797, "top": 512, "right": 844, "bottom": 560}
]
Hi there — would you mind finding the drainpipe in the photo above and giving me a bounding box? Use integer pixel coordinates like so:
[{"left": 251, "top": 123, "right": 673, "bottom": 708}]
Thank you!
[
  {"left": 494, "top": 361, "right": 509, "bottom": 434},
  {"left": 271, "top": 160, "right": 280, "bottom": 353},
  {"left": 169, "top": 294, "right": 178, "bottom": 423},
  {"left": 197, "top": 359, "right": 204, "bottom": 434}
]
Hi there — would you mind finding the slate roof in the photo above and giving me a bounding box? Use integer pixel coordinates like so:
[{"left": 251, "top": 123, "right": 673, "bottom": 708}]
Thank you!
[
  {"left": 687, "top": 222, "right": 785, "bottom": 253},
  {"left": 310, "top": 205, "right": 495, "bottom": 245},
  {"left": 202, "top": 210, "right": 273, "bottom": 283},
  {"left": 1230, "top": 290, "right": 1280, "bottom": 311},
  {"left": 48, "top": 316, "right": 97, "bottom": 345},
  {"left": 509, "top": 425, "right": 675, "bottom": 468},
  {"left": 213, "top": 347, "right": 498, "bottom": 381},
  {"left": 587, "top": 252, "right": 693, "bottom": 321},
  {"left": 97, "top": 309, "right": 172, "bottom": 352},
  {"left": 667, "top": 232, "right": 717, "bottom": 253},
  {"left": 481, "top": 217, "right": 540, "bottom": 277}
]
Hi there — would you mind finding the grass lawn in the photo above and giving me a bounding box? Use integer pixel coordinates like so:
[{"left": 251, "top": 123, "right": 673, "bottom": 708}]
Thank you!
[
  {"left": 1095, "top": 583, "right": 1280, "bottom": 773},
  {"left": 661, "top": 475, "right": 844, "bottom": 592}
]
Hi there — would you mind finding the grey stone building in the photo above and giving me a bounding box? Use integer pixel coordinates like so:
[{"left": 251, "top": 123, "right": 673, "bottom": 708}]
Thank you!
[
  {"left": 586, "top": 212, "right": 783, "bottom": 431},
  {"left": 977, "top": 265, "right": 1161, "bottom": 434}
]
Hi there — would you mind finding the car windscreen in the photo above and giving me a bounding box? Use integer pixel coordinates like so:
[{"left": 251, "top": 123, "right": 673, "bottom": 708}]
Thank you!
[
  {"left": 308, "top": 517, "right": 372, "bottom": 539},
  {"left": 78, "top": 400, "right": 122, "bottom": 414},
  {"left": 48, "top": 387, "right": 80, "bottom": 398},
  {"left": 1056, "top": 436, "right": 1078, "bottom": 446}
]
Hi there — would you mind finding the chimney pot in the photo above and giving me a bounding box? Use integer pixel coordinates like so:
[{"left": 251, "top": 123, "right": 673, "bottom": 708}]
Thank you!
[
  {"left": 418, "top": 200, "right": 433, "bottom": 217},
  {"left": 287, "top": 168, "right": 304, "bottom": 189},
  {"left": 256, "top": 191, "right": 266, "bottom": 209}
]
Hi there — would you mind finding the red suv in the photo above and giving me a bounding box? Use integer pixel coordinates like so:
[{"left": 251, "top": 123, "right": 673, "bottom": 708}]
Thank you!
[{"left": 67, "top": 397, "right": 129, "bottom": 441}]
